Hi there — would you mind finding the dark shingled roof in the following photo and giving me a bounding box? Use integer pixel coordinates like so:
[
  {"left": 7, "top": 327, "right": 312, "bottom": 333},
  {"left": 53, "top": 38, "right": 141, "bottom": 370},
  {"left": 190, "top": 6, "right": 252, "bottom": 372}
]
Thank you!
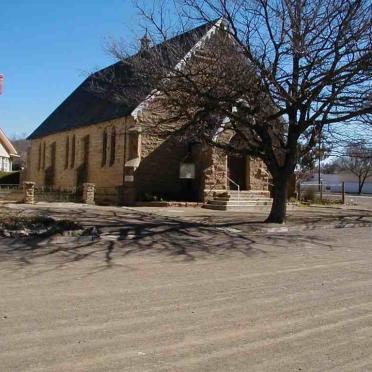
[{"left": 28, "top": 21, "right": 215, "bottom": 140}]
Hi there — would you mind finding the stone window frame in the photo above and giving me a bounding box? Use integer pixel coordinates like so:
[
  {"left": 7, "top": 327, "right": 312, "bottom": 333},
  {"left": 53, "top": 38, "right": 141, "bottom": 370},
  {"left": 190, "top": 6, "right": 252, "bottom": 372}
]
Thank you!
[
  {"left": 42, "top": 142, "right": 46, "bottom": 170},
  {"left": 70, "top": 135, "right": 76, "bottom": 169},
  {"left": 38, "top": 142, "right": 42, "bottom": 171},
  {"left": 65, "top": 136, "right": 70, "bottom": 169},
  {"left": 101, "top": 129, "right": 108, "bottom": 167},
  {"left": 127, "top": 127, "right": 140, "bottom": 162},
  {"left": 109, "top": 126, "right": 116, "bottom": 167}
]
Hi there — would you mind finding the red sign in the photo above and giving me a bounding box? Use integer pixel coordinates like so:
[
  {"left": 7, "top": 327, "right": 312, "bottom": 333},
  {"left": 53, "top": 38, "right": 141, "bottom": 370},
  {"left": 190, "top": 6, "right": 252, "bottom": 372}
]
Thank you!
[{"left": 0, "top": 75, "right": 3, "bottom": 95}]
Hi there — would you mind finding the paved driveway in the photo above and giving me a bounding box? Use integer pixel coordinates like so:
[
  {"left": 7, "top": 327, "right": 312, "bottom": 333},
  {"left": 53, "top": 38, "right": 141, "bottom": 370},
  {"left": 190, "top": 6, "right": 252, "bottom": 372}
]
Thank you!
[{"left": 1, "top": 205, "right": 372, "bottom": 371}]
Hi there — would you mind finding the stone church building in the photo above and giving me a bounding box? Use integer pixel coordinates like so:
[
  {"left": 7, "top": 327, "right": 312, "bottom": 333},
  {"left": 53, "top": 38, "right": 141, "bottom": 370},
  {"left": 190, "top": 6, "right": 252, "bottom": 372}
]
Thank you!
[{"left": 27, "top": 20, "right": 269, "bottom": 205}]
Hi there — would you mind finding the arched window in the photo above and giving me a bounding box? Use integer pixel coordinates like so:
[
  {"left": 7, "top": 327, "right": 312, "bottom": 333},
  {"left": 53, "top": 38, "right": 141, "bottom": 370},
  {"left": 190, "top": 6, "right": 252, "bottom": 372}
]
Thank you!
[
  {"left": 38, "top": 142, "right": 42, "bottom": 170},
  {"left": 70, "top": 135, "right": 76, "bottom": 168},
  {"left": 109, "top": 127, "right": 116, "bottom": 166},
  {"left": 65, "top": 136, "right": 69, "bottom": 169},
  {"left": 42, "top": 142, "right": 46, "bottom": 169},
  {"left": 101, "top": 129, "right": 108, "bottom": 167}
]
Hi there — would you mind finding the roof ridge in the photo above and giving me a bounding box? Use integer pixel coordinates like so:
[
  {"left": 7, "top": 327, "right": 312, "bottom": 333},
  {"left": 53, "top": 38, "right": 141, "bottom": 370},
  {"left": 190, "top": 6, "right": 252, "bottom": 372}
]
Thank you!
[
  {"left": 92, "top": 21, "right": 218, "bottom": 79},
  {"left": 28, "top": 20, "right": 217, "bottom": 140},
  {"left": 0, "top": 128, "right": 19, "bottom": 156}
]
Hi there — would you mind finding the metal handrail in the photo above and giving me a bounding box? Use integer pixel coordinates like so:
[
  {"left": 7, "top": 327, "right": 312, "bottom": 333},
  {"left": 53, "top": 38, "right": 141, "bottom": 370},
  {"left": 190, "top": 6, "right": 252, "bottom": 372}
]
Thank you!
[{"left": 227, "top": 176, "right": 240, "bottom": 204}]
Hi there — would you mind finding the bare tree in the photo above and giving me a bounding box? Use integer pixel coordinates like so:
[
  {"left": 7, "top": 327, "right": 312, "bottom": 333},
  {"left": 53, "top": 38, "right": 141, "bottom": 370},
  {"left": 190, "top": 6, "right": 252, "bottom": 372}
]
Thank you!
[
  {"left": 102, "top": 0, "right": 371, "bottom": 222},
  {"left": 10, "top": 134, "right": 30, "bottom": 170},
  {"left": 341, "top": 142, "right": 372, "bottom": 194}
]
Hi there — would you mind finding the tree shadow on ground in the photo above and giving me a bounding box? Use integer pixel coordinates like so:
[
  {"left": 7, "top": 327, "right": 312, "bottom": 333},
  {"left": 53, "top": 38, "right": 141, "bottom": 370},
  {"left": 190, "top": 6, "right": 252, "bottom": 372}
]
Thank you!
[
  {"left": 0, "top": 213, "right": 258, "bottom": 269},
  {"left": 0, "top": 205, "right": 352, "bottom": 273}
]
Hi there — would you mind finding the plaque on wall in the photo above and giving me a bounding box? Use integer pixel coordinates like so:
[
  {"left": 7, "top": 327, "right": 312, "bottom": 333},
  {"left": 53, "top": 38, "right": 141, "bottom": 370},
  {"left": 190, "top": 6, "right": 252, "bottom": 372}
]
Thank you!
[
  {"left": 124, "top": 175, "right": 134, "bottom": 182},
  {"left": 179, "top": 163, "right": 196, "bottom": 179}
]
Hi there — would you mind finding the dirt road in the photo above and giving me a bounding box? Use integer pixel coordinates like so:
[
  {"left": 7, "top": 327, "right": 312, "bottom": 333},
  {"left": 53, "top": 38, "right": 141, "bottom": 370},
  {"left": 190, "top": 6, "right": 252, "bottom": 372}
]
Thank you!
[{"left": 1, "top": 206, "right": 372, "bottom": 371}]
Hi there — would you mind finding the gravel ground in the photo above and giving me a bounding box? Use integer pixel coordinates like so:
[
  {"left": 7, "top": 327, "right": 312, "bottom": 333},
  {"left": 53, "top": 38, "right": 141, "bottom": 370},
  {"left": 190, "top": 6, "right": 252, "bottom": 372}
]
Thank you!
[{"left": 1, "top": 204, "right": 372, "bottom": 371}]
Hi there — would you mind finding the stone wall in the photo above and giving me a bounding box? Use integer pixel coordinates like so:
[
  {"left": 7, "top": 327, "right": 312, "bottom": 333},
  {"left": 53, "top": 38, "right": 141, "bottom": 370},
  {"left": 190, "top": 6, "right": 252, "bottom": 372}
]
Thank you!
[
  {"left": 0, "top": 188, "right": 23, "bottom": 203},
  {"left": 249, "top": 158, "right": 270, "bottom": 191},
  {"left": 135, "top": 133, "right": 211, "bottom": 201},
  {"left": 203, "top": 148, "right": 228, "bottom": 200},
  {"left": 27, "top": 109, "right": 270, "bottom": 204},
  {"left": 27, "top": 117, "right": 129, "bottom": 190}
]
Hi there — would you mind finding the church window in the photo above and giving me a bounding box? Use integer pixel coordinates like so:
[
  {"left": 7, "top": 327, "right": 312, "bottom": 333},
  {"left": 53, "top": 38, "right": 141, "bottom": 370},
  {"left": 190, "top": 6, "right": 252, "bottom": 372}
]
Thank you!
[
  {"left": 65, "top": 136, "right": 69, "bottom": 169},
  {"left": 109, "top": 127, "right": 116, "bottom": 166},
  {"left": 38, "top": 143, "right": 42, "bottom": 170},
  {"left": 42, "top": 142, "right": 46, "bottom": 169},
  {"left": 70, "top": 135, "right": 76, "bottom": 168},
  {"left": 102, "top": 129, "right": 108, "bottom": 167}
]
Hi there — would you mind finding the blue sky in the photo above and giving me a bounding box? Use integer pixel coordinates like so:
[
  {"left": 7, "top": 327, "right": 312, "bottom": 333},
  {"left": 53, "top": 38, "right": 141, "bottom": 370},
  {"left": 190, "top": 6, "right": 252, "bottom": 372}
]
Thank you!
[{"left": 0, "top": 0, "right": 144, "bottom": 138}]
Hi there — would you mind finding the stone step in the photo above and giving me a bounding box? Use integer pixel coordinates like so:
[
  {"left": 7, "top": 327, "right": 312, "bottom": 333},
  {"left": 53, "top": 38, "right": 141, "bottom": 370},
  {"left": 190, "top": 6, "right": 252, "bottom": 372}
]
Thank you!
[
  {"left": 226, "top": 190, "right": 269, "bottom": 193},
  {"left": 208, "top": 199, "right": 272, "bottom": 206},
  {"left": 216, "top": 191, "right": 271, "bottom": 197},
  {"left": 203, "top": 188, "right": 272, "bottom": 211},
  {"left": 214, "top": 196, "right": 272, "bottom": 201},
  {"left": 207, "top": 200, "right": 272, "bottom": 207},
  {"left": 203, "top": 203, "right": 272, "bottom": 211}
]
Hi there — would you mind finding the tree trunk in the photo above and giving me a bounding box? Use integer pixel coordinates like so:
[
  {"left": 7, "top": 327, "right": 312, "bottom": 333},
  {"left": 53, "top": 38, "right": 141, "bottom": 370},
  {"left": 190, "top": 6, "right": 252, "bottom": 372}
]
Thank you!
[
  {"left": 266, "top": 173, "right": 289, "bottom": 224},
  {"left": 358, "top": 176, "right": 362, "bottom": 195}
]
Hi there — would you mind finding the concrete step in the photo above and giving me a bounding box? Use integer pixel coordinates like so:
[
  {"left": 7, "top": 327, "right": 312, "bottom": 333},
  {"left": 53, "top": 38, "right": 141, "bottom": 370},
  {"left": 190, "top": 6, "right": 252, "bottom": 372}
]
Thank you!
[
  {"left": 203, "top": 203, "right": 272, "bottom": 210},
  {"left": 203, "top": 199, "right": 273, "bottom": 210},
  {"left": 208, "top": 199, "right": 272, "bottom": 206},
  {"left": 213, "top": 196, "right": 272, "bottom": 201},
  {"left": 216, "top": 191, "right": 271, "bottom": 197},
  {"left": 204, "top": 189, "right": 272, "bottom": 210}
]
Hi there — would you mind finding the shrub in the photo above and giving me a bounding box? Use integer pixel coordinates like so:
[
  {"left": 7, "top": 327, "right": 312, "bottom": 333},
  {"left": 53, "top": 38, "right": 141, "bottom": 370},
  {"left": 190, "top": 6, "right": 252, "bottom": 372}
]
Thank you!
[
  {"left": 0, "top": 171, "right": 20, "bottom": 185},
  {"left": 301, "top": 188, "right": 316, "bottom": 202}
]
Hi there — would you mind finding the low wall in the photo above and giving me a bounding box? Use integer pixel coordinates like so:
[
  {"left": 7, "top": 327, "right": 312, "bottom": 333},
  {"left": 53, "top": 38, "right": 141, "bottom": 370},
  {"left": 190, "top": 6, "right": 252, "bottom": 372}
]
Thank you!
[
  {"left": 0, "top": 188, "right": 23, "bottom": 202},
  {"left": 34, "top": 190, "right": 82, "bottom": 203},
  {"left": 95, "top": 187, "right": 121, "bottom": 206}
]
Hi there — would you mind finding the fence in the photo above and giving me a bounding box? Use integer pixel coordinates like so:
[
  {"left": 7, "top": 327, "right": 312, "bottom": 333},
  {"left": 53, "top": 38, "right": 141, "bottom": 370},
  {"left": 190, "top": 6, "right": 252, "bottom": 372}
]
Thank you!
[
  {"left": 34, "top": 186, "right": 82, "bottom": 203},
  {"left": 0, "top": 184, "right": 23, "bottom": 202},
  {"left": 299, "top": 182, "right": 345, "bottom": 204},
  {"left": 95, "top": 186, "right": 122, "bottom": 205},
  {"left": 0, "top": 183, "right": 101, "bottom": 204}
]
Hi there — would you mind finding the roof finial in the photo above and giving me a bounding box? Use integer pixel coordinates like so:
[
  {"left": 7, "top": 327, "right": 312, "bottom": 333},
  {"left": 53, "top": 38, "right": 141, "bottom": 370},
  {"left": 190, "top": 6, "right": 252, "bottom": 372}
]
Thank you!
[{"left": 140, "top": 28, "right": 151, "bottom": 51}]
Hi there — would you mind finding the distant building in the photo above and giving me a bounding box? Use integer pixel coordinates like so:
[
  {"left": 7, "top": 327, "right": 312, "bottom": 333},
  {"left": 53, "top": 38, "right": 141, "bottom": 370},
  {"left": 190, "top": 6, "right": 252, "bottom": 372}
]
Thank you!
[
  {"left": 0, "top": 128, "right": 19, "bottom": 172},
  {"left": 307, "top": 173, "right": 372, "bottom": 194}
]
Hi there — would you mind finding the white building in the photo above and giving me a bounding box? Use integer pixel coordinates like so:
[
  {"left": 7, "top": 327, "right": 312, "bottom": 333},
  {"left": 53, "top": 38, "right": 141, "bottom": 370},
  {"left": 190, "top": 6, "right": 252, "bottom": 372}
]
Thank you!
[
  {"left": 306, "top": 172, "right": 372, "bottom": 194},
  {"left": 0, "top": 128, "right": 19, "bottom": 172}
]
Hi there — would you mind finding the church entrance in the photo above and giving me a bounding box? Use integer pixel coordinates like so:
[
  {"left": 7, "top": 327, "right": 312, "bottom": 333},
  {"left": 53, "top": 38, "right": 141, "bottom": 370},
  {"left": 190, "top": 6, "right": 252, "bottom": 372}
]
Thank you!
[{"left": 227, "top": 154, "right": 248, "bottom": 190}]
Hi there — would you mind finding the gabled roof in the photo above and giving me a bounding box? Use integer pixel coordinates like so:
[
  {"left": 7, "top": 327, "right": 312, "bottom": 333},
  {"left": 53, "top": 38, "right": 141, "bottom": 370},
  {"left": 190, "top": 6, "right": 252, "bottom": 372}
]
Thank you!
[
  {"left": 28, "top": 21, "right": 216, "bottom": 140},
  {"left": 0, "top": 128, "right": 19, "bottom": 157}
]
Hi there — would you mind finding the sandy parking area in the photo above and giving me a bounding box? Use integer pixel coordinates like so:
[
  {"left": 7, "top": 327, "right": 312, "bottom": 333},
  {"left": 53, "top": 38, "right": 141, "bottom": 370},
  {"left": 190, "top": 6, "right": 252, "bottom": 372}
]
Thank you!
[{"left": 1, "top": 204, "right": 372, "bottom": 371}]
